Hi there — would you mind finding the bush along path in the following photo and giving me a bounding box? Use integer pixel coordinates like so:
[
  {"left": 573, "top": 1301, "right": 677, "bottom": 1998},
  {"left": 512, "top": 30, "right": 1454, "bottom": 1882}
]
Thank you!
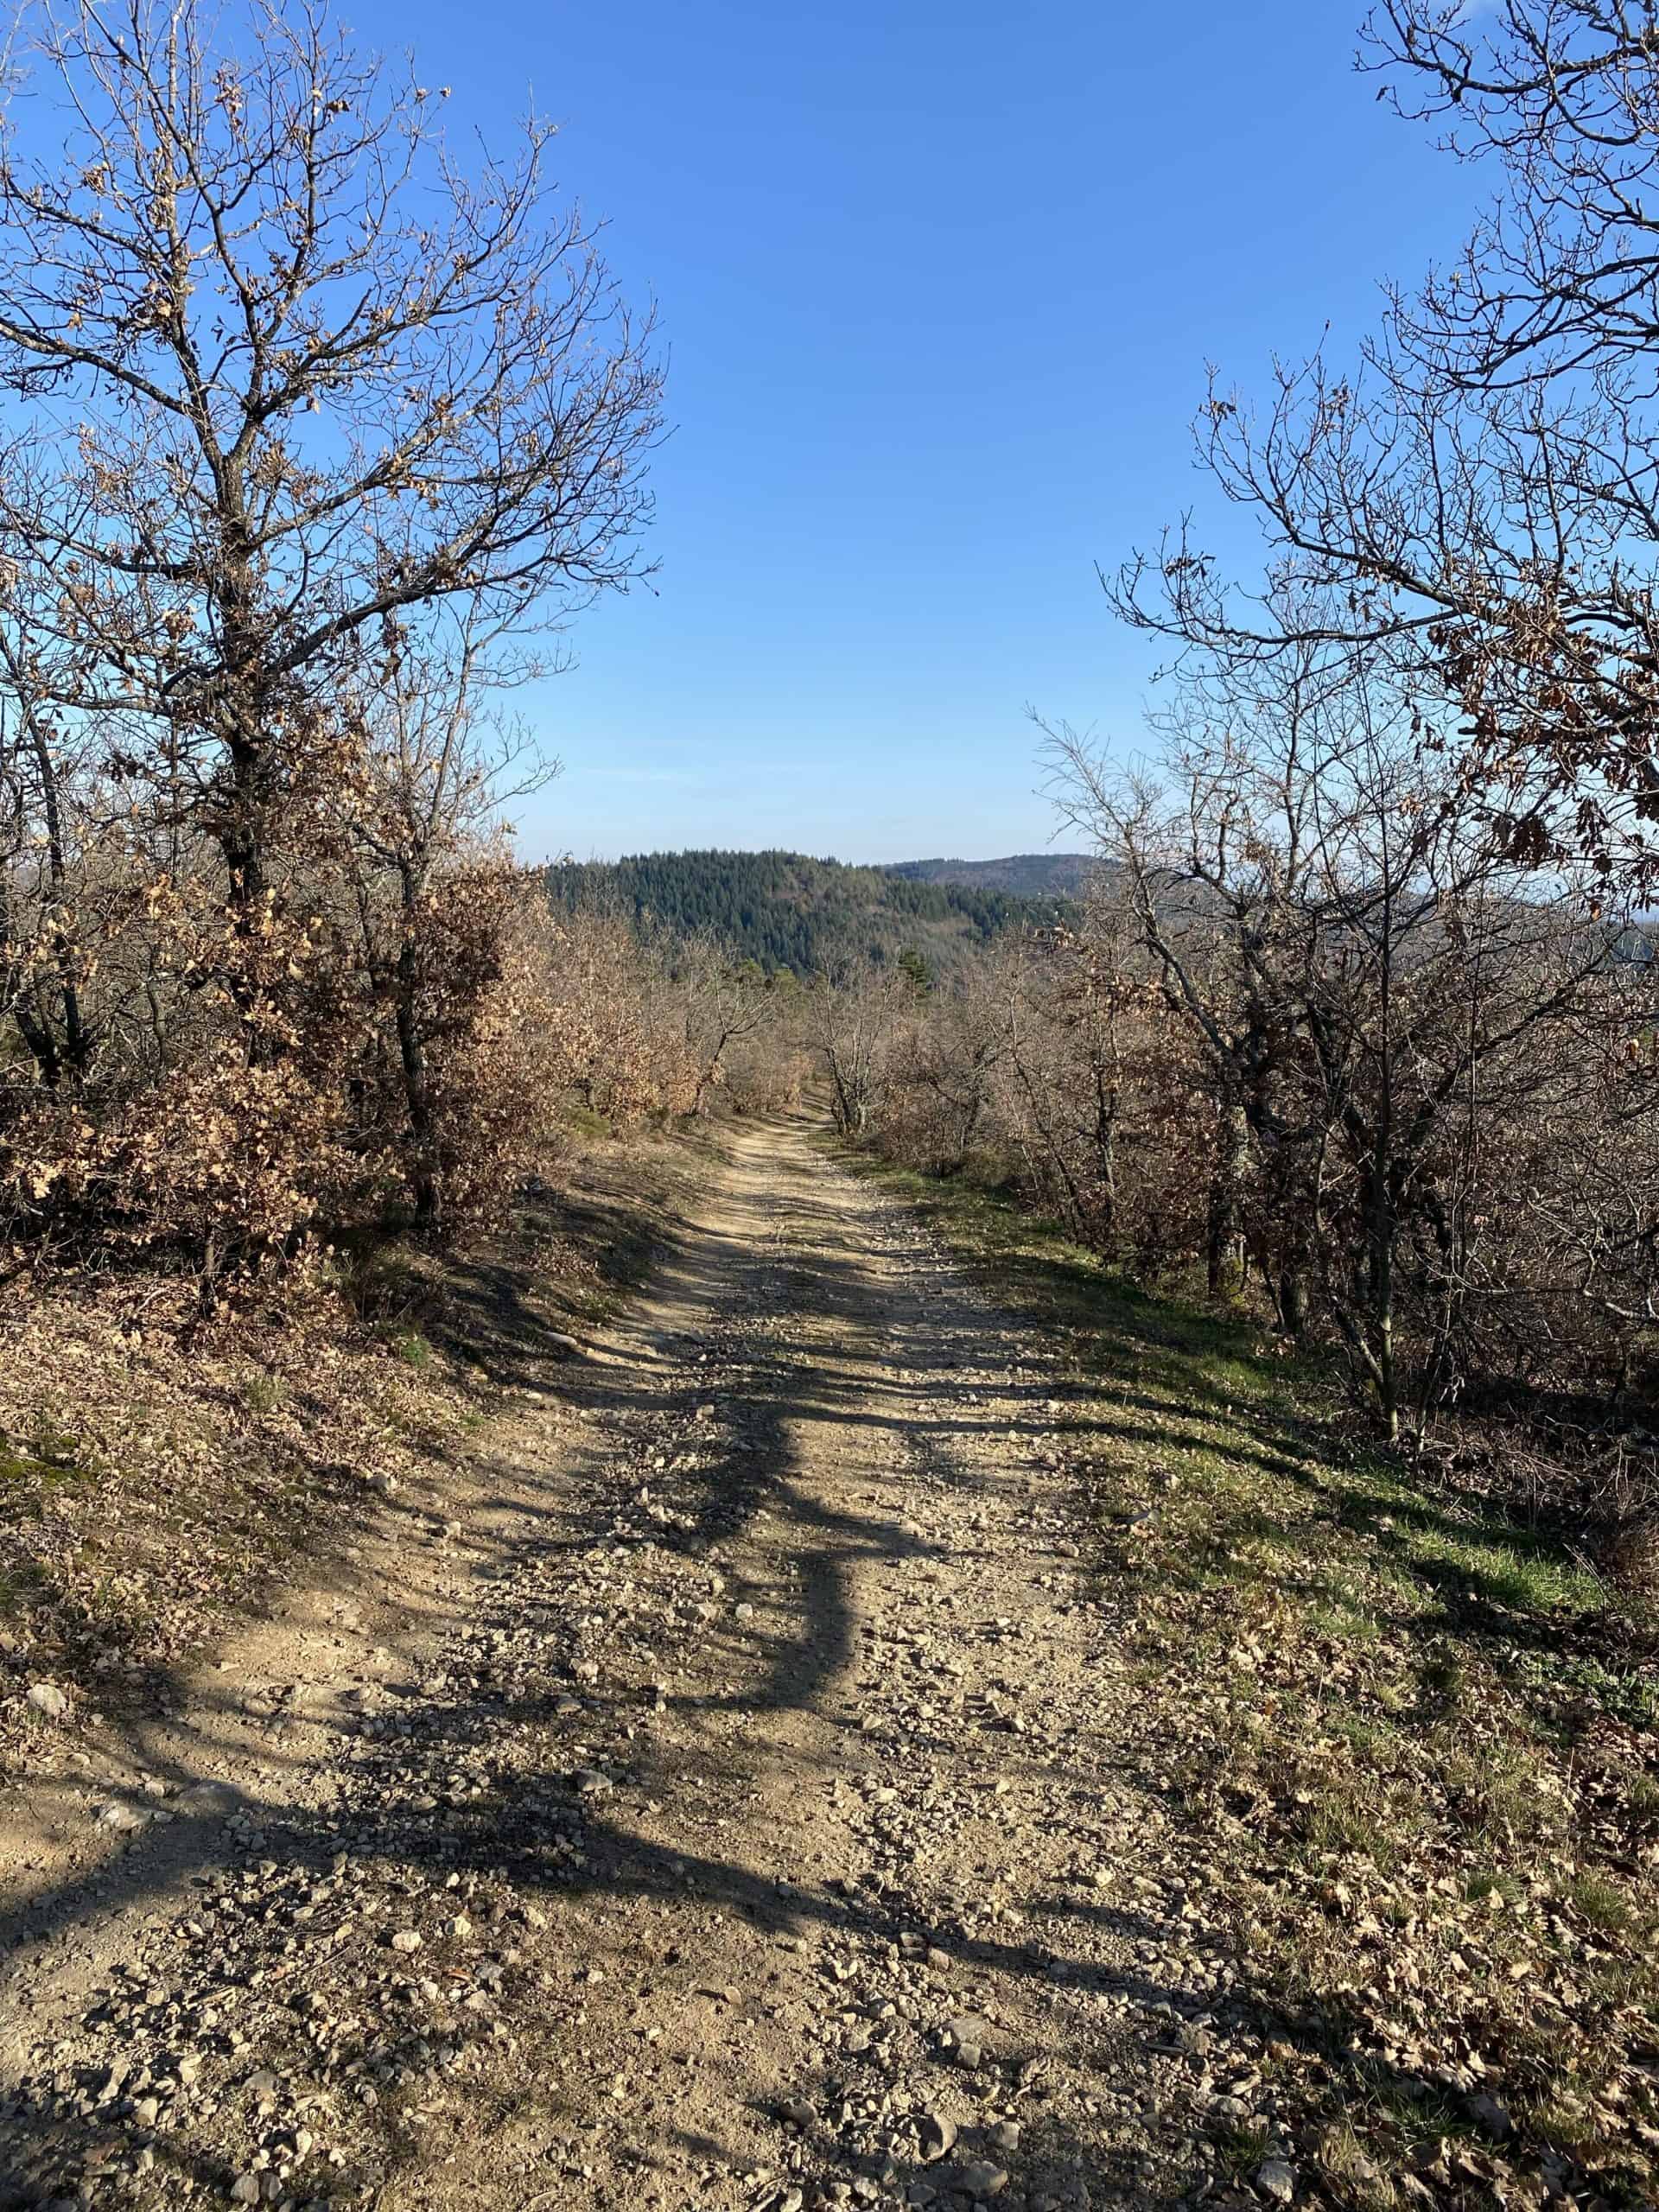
[{"left": 1, "top": 1115, "right": 1655, "bottom": 2212}]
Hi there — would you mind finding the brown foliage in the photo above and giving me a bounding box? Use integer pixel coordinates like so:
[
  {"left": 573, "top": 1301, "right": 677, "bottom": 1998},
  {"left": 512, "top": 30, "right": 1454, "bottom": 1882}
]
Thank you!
[
  {"left": 0, "top": 0, "right": 680, "bottom": 1300},
  {"left": 851, "top": 663, "right": 1658, "bottom": 1534}
]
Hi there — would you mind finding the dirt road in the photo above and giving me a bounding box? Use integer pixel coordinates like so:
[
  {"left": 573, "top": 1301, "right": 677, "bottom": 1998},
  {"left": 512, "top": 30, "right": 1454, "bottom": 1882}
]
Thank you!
[{"left": 1, "top": 1117, "right": 1251, "bottom": 2212}]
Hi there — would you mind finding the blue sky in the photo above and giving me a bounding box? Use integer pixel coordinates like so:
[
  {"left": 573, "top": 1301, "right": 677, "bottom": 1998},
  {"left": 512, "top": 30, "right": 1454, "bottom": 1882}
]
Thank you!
[{"left": 346, "top": 0, "right": 1484, "bottom": 862}]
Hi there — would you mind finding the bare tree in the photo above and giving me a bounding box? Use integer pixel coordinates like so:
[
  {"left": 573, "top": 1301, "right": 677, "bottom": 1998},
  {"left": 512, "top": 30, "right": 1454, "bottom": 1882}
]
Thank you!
[
  {"left": 809, "top": 959, "right": 912, "bottom": 1137},
  {"left": 674, "top": 934, "right": 769, "bottom": 1116},
  {"left": 0, "top": 538, "right": 100, "bottom": 1093},
  {"left": 1050, "top": 642, "right": 1625, "bottom": 1440},
  {"left": 0, "top": 0, "right": 660, "bottom": 1040},
  {"left": 1114, "top": 0, "right": 1659, "bottom": 906},
  {"left": 884, "top": 949, "right": 1013, "bottom": 1176},
  {"left": 0, "top": 0, "right": 664, "bottom": 1287},
  {"left": 334, "top": 599, "right": 552, "bottom": 1228}
]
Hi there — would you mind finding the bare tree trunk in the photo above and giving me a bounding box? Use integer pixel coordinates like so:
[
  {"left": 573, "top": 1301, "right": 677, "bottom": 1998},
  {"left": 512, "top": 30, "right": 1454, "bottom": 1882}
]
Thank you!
[
  {"left": 1366, "top": 1160, "right": 1400, "bottom": 1444},
  {"left": 1011, "top": 1049, "right": 1087, "bottom": 1234},
  {"left": 1206, "top": 1088, "right": 1247, "bottom": 1296},
  {"left": 22, "top": 702, "right": 88, "bottom": 1085},
  {"left": 1090, "top": 1052, "right": 1119, "bottom": 1246},
  {"left": 692, "top": 1022, "right": 736, "bottom": 1115},
  {"left": 391, "top": 862, "right": 442, "bottom": 1231},
  {"left": 396, "top": 992, "right": 440, "bottom": 1230}
]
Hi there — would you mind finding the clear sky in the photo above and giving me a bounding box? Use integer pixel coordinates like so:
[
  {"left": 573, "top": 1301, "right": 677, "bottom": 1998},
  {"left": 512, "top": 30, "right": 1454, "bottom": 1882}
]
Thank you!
[{"left": 342, "top": 0, "right": 1484, "bottom": 863}]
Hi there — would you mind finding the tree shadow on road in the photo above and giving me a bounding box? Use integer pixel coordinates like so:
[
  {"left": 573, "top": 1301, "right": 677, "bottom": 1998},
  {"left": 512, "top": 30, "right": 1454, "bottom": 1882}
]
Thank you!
[{"left": 0, "top": 1118, "right": 1412, "bottom": 2212}]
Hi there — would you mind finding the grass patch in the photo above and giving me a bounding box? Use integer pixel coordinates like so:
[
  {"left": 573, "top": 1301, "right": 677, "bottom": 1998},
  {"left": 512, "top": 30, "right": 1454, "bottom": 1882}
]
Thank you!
[
  {"left": 561, "top": 1105, "right": 614, "bottom": 1140},
  {"left": 1211, "top": 2120, "right": 1273, "bottom": 2182},
  {"left": 238, "top": 1368, "right": 289, "bottom": 1417},
  {"left": 0, "top": 1447, "right": 92, "bottom": 1494},
  {"left": 1567, "top": 1872, "right": 1638, "bottom": 1934},
  {"left": 1465, "top": 1869, "right": 1527, "bottom": 1906},
  {"left": 1400, "top": 1517, "right": 1605, "bottom": 1617}
]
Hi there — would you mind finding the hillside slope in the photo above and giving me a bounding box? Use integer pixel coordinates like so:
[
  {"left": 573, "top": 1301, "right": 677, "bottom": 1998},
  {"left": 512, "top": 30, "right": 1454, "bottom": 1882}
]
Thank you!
[{"left": 545, "top": 848, "right": 1076, "bottom": 974}]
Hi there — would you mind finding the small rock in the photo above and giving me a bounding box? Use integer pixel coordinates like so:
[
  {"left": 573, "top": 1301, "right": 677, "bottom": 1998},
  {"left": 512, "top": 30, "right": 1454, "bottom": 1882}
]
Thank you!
[
  {"left": 778, "top": 2095, "right": 814, "bottom": 2128},
  {"left": 229, "top": 2179, "right": 260, "bottom": 2205},
  {"left": 1467, "top": 2093, "right": 1513, "bottom": 2140},
  {"left": 26, "top": 1681, "right": 70, "bottom": 1722},
  {"left": 390, "top": 1929, "right": 423, "bottom": 1954},
  {"left": 955, "top": 2164, "right": 1007, "bottom": 2199},
  {"left": 1256, "top": 2158, "right": 1296, "bottom": 2204},
  {"left": 178, "top": 1781, "right": 237, "bottom": 1815},
  {"left": 988, "top": 2121, "right": 1021, "bottom": 2152},
  {"left": 918, "top": 2112, "right": 958, "bottom": 2162}
]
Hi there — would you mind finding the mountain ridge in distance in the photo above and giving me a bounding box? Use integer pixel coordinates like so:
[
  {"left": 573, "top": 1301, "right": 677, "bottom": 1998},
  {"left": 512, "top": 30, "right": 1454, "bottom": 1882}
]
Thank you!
[
  {"left": 883, "top": 852, "right": 1096, "bottom": 896},
  {"left": 543, "top": 848, "right": 1087, "bottom": 976}
]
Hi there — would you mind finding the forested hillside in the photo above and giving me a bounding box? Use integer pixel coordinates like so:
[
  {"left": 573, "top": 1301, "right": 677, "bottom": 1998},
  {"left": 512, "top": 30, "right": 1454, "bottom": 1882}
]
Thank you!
[
  {"left": 886, "top": 851, "right": 1096, "bottom": 896},
  {"left": 544, "top": 849, "right": 1077, "bottom": 973}
]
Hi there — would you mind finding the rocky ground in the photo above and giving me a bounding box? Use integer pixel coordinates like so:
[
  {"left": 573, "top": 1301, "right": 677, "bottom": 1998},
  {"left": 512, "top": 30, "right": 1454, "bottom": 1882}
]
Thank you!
[{"left": 0, "top": 1112, "right": 1291, "bottom": 2212}]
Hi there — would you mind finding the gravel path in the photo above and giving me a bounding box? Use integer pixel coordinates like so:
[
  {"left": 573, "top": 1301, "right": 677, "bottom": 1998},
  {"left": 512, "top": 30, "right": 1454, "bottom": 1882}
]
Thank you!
[{"left": 0, "top": 1118, "right": 1267, "bottom": 2212}]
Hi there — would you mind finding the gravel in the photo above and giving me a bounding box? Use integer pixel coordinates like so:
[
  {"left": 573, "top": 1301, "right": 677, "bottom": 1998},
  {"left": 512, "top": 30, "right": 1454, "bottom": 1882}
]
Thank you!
[{"left": 1, "top": 1123, "right": 1255, "bottom": 2212}]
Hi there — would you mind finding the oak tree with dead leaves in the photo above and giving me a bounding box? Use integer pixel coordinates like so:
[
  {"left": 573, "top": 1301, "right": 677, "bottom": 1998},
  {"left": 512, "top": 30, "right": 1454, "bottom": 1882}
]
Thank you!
[{"left": 0, "top": 0, "right": 658, "bottom": 1035}]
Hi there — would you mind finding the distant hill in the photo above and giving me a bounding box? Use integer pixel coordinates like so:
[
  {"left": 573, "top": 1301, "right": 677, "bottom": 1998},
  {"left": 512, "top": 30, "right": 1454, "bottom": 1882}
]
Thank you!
[
  {"left": 885, "top": 853, "right": 1098, "bottom": 897},
  {"left": 544, "top": 849, "right": 1077, "bottom": 976}
]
